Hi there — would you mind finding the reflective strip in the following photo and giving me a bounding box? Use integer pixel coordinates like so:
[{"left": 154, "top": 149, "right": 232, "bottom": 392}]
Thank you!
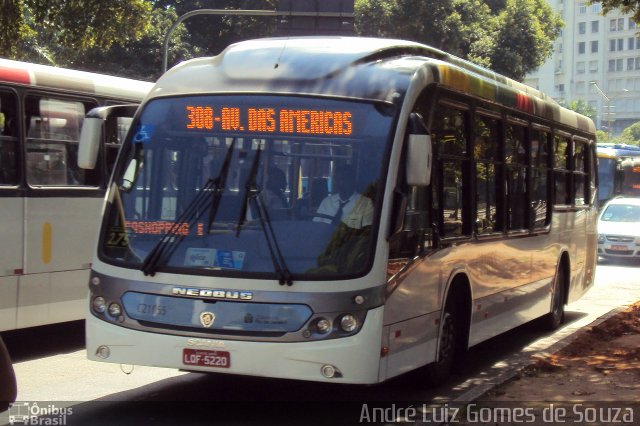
[
  {"left": 42, "top": 222, "right": 52, "bottom": 264},
  {"left": 0, "top": 65, "right": 30, "bottom": 84}
]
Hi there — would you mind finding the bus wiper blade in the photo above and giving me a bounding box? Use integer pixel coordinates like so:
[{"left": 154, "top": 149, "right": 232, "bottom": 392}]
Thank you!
[
  {"left": 141, "top": 178, "right": 216, "bottom": 276},
  {"left": 255, "top": 194, "right": 293, "bottom": 286},
  {"left": 142, "top": 140, "right": 236, "bottom": 276},
  {"left": 235, "top": 144, "right": 293, "bottom": 286},
  {"left": 207, "top": 140, "right": 236, "bottom": 232},
  {"left": 235, "top": 141, "right": 262, "bottom": 235}
]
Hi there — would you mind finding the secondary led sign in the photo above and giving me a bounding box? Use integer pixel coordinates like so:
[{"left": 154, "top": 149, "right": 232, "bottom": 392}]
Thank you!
[{"left": 186, "top": 106, "right": 353, "bottom": 136}]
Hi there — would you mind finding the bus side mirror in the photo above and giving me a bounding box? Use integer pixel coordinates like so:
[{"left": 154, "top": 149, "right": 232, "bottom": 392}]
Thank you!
[
  {"left": 78, "top": 117, "right": 103, "bottom": 169},
  {"left": 120, "top": 159, "right": 138, "bottom": 191},
  {"left": 406, "top": 113, "right": 432, "bottom": 187},
  {"left": 78, "top": 104, "right": 139, "bottom": 170}
]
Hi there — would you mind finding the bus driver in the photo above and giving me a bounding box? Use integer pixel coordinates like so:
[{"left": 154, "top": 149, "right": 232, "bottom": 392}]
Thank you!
[{"left": 313, "top": 164, "right": 373, "bottom": 229}]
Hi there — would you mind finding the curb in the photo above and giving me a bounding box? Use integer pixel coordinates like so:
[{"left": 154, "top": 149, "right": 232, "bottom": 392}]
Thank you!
[{"left": 452, "top": 303, "right": 636, "bottom": 404}]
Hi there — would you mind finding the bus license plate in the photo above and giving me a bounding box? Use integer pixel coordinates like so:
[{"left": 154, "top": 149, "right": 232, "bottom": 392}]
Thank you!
[{"left": 183, "top": 349, "right": 230, "bottom": 368}]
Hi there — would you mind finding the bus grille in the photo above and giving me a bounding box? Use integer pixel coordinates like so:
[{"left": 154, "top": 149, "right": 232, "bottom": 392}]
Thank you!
[{"left": 605, "top": 235, "right": 634, "bottom": 242}]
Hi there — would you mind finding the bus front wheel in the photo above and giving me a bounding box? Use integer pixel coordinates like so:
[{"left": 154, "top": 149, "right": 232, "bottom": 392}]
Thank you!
[{"left": 424, "top": 302, "right": 458, "bottom": 385}]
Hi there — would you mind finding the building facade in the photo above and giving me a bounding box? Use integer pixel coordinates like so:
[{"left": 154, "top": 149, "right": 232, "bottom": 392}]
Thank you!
[{"left": 524, "top": 1, "right": 640, "bottom": 135}]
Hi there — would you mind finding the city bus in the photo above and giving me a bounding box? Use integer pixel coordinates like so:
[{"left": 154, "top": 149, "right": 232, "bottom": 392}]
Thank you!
[
  {"left": 596, "top": 143, "right": 640, "bottom": 205},
  {"left": 79, "top": 37, "right": 597, "bottom": 385},
  {"left": 0, "top": 58, "right": 153, "bottom": 331}
]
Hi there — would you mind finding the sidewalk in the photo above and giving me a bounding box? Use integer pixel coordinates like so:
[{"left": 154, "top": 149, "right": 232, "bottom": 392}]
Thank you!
[
  {"left": 437, "top": 265, "right": 640, "bottom": 425},
  {"left": 469, "top": 300, "right": 640, "bottom": 400}
]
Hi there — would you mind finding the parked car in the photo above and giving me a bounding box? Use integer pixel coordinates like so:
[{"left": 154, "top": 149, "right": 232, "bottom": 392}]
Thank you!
[{"left": 597, "top": 197, "right": 640, "bottom": 262}]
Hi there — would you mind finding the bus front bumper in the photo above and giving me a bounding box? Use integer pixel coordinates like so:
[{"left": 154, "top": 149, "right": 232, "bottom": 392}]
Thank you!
[{"left": 86, "top": 305, "right": 384, "bottom": 384}]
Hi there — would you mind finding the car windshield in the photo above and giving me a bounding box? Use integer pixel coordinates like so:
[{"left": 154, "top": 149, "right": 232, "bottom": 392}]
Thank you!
[
  {"left": 601, "top": 203, "right": 640, "bottom": 223},
  {"left": 99, "top": 95, "right": 394, "bottom": 280}
]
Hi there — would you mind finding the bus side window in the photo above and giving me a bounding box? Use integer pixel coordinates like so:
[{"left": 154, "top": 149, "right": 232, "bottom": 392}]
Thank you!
[
  {"left": 474, "top": 113, "right": 501, "bottom": 235},
  {"left": 25, "top": 96, "right": 99, "bottom": 186},
  {"left": 553, "top": 134, "right": 571, "bottom": 205},
  {"left": 432, "top": 103, "right": 471, "bottom": 238},
  {"left": 588, "top": 143, "right": 597, "bottom": 205},
  {"left": 530, "top": 128, "right": 551, "bottom": 228},
  {"left": 573, "top": 139, "right": 588, "bottom": 206},
  {"left": 0, "top": 91, "right": 19, "bottom": 185},
  {"left": 505, "top": 121, "right": 528, "bottom": 231}
]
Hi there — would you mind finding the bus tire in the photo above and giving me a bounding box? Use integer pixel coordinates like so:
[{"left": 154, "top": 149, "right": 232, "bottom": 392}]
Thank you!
[
  {"left": 424, "top": 300, "right": 458, "bottom": 385},
  {"left": 539, "top": 263, "right": 566, "bottom": 331}
]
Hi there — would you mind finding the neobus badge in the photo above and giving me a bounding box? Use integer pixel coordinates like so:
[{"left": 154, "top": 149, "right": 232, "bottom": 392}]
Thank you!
[{"left": 171, "top": 287, "right": 253, "bottom": 301}]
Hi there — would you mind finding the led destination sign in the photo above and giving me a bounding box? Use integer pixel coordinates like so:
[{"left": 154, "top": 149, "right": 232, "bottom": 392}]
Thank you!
[{"left": 186, "top": 106, "right": 353, "bottom": 136}]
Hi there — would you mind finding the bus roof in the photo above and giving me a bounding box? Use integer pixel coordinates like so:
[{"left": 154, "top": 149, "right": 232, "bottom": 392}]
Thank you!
[
  {"left": 597, "top": 143, "right": 640, "bottom": 159},
  {"left": 152, "top": 37, "right": 595, "bottom": 134},
  {"left": 0, "top": 58, "right": 153, "bottom": 101}
]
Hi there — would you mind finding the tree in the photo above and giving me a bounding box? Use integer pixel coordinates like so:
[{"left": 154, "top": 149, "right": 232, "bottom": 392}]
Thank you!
[
  {"left": 160, "top": 0, "right": 278, "bottom": 69},
  {"left": 489, "top": 0, "right": 562, "bottom": 80},
  {"left": 77, "top": 6, "right": 193, "bottom": 80},
  {"left": 355, "top": 0, "right": 496, "bottom": 60},
  {"left": 0, "top": 0, "right": 34, "bottom": 59},
  {"left": 566, "top": 99, "right": 597, "bottom": 122},
  {"left": 621, "top": 121, "right": 640, "bottom": 144},
  {"left": 354, "top": 0, "right": 561, "bottom": 80},
  {"left": 354, "top": 0, "right": 394, "bottom": 37},
  {"left": 0, "top": 1, "right": 279, "bottom": 80},
  {"left": 1, "top": 0, "right": 152, "bottom": 65},
  {"left": 592, "top": 0, "right": 640, "bottom": 24}
]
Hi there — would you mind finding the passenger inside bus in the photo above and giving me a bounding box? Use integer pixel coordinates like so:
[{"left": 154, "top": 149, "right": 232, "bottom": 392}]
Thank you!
[{"left": 261, "top": 167, "right": 288, "bottom": 210}]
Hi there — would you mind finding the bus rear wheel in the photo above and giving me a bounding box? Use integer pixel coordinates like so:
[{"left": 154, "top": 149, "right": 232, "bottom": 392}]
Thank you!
[{"left": 539, "top": 264, "right": 566, "bottom": 331}]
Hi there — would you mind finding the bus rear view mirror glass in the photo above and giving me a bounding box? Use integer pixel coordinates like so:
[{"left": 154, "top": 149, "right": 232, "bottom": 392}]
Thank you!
[
  {"left": 78, "top": 117, "right": 103, "bottom": 169},
  {"left": 407, "top": 134, "right": 432, "bottom": 187},
  {"left": 406, "top": 112, "right": 431, "bottom": 187}
]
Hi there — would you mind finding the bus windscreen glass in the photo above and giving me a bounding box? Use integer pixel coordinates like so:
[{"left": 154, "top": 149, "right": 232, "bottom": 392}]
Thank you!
[{"left": 100, "top": 95, "right": 395, "bottom": 279}]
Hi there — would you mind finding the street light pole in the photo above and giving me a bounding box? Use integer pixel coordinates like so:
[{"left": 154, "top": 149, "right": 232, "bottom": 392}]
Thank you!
[{"left": 589, "top": 81, "right": 612, "bottom": 138}]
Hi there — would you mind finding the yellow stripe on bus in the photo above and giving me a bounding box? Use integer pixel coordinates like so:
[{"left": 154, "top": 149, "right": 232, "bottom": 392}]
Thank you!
[{"left": 42, "top": 222, "right": 52, "bottom": 264}]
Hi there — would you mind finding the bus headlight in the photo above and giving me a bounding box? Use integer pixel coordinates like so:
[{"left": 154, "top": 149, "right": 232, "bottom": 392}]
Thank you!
[
  {"left": 315, "top": 318, "right": 332, "bottom": 334},
  {"left": 108, "top": 303, "right": 122, "bottom": 317},
  {"left": 339, "top": 314, "right": 358, "bottom": 332},
  {"left": 92, "top": 296, "right": 106, "bottom": 314}
]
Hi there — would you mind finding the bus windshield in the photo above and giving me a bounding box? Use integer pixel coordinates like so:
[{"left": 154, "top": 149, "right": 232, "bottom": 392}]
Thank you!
[{"left": 100, "top": 95, "right": 394, "bottom": 280}]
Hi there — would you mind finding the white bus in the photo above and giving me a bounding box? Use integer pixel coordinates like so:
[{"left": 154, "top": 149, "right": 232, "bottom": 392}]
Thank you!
[
  {"left": 0, "top": 58, "right": 152, "bottom": 331},
  {"left": 79, "top": 37, "right": 597, "bottom": 385}
]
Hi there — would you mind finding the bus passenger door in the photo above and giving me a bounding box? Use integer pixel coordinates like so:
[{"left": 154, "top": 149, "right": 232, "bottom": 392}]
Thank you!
[
  {"left": 19, "top": 95, "right": 98, "bottom": 328},
  {"left": 0, "top": 90, "right": 22, "bottom": 331}
]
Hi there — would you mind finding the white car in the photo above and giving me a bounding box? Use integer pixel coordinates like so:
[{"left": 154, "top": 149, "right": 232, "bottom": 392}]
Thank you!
[{"left": 598, "top": 197, "right": 640, "bottom": 262}]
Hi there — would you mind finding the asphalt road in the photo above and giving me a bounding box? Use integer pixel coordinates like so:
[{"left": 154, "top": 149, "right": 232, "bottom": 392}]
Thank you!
[{"left": 2, "top": 261, "right": 639, "bottom": 425}]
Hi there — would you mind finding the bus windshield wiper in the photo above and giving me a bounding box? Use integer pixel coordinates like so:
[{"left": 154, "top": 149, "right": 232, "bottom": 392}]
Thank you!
[
  {"left": 235, "top": 143, "right": 293, "bottom": 286},
  {"left": 141, "top": 177, "right": 217, "bottom": 276},
  {"left": 141, "top": 140, "right": 235, "bottom": 276}
]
